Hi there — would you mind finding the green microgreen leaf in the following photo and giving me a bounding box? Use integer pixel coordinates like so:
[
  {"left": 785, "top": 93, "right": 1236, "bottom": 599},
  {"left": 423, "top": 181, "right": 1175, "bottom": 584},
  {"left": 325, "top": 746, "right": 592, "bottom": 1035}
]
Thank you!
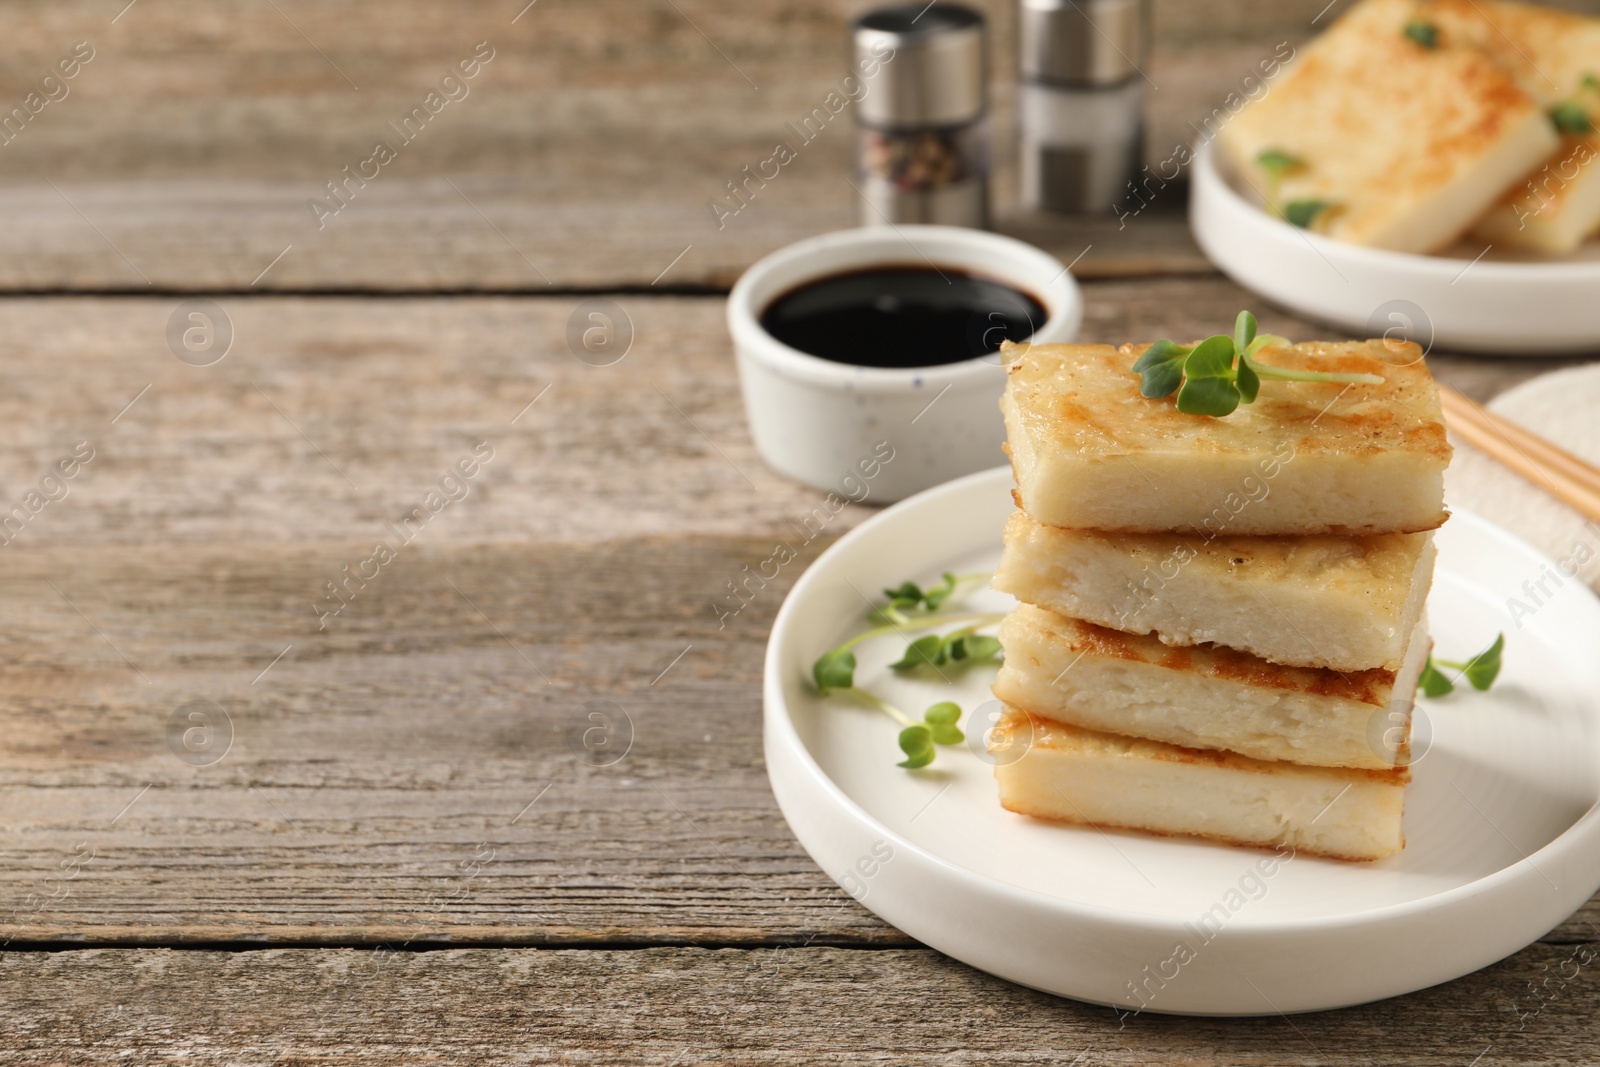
[
  {"left": 958, "top": 634, "right": 1002, "bottom": 662},
  {"left": 1583, "top": 73, "right": 1600, "bottom": 91},
  {"left": 1243, "top": 333, "right": 1293, "bottom": 358},
  {"left": 1417, "top": 658, "right": 1455, "bottom": 697},
  {"left": 889, "top": 634, "right": 946, "bottom": 671},
  {"left": 813, "top": 649, "right": 856, "bottom": 691},
  {"left": 868, "top": 603, "right": 911, "bottom": 626},
  {"left": 923, "top": 702, "right": 965, "bottom": 746},
  {"left": 1131, "top": 338, "right": 1190, "bottom": 398},
  {"left": 1256, "top": 150, "right": 1304, "bottom": 179},
  {"left": 1236, "top": 354, "right": 1261, "bottom": 404},
  {"left": 1133, "top": 310, "right": 1386, "bottom": 418},
  {"left": 1183, "top": 335, "right": 1238, "bottom": 380},
  {"left": 810, "top": 600, "right": 1006, "bottom": 771},
  {"left": 1552, "top": 101, "right": 1593, "bottom": 134},
  {"left": 1234, "top": 310, "right": 1258, "bottom": 355},
  {"left": 1437, "top": 633, "right": 1504, "bottom": 692},
  {"left": 922, "top": 572, "right": 959, "bottom": 611},
  {"left": 897, "top": 724, "right": 935, "bottom": 768},
  {"left": 1256, "top": 150, "right": 1307, "bottom": 215},
  {"left": 1284, "top": 199, "right": 1335, "bottom": 228},
  {"left": 882, "top": 581, "right": 923, "bottom": 604},
  {"left": 1175, "top": 334, "right": 1248, "bottom": 414},
  {"left": 1176, "top": 375, "right": 1242, "bottom": 417},
  {"left": 1404, "top": 20, "right": 1438, "bottom": 48},
  {"left": 1462, "top": 633, "right": 1504, "bottom": 690}
]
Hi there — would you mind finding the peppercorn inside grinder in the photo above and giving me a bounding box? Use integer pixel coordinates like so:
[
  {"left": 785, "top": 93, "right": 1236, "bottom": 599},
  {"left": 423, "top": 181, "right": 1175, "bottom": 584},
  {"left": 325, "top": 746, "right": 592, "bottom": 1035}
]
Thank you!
[{"left": 852, "top": 4, "right": 990, "bottom": 229}]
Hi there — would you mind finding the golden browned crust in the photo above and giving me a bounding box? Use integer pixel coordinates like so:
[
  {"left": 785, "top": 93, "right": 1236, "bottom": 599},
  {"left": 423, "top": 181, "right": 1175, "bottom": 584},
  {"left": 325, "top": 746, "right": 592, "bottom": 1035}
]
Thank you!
[
  {"left": 997, "top": 795, "right": 1397, "bottom": 863},
  {"left": 1005, "top": 339, "right": 1451, "bottom": 474},
  {"left": 1425, "top": 0, "right": 1600, "bottom": 106},
  {"left": 1218, "top": 0, "right": 1558, "bottom": 251},
  {"left": 1019, "top": 710, "right": 1411, "bottom": 785},
  {"left": 1018, "top": 604, "right": 1397, "bottom": 705}
]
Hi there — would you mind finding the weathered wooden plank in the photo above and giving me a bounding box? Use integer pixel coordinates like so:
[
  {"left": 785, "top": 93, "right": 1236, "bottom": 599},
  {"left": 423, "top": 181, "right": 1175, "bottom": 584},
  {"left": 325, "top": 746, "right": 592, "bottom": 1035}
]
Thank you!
[
  {"left": 0, "top": 287, "right": 1565, "bottom": 553},
  {"left": 0, "top": 536, "right": 904, "bottom": 946},
  {"left": 1, "top": 535, "right": 1594, "bottom": 946},
  {"left": 0, "top": 0, "right": 1350, "bottom": 289},
  {"left": 9, "top": 0, "right": 1600, "bottom": 290},
  {"left": 2, "top": 944, "right": 1597, "bottom": 1064},
  {"left": 0, "top": 284, "right": 1528, "bottom": 553}
]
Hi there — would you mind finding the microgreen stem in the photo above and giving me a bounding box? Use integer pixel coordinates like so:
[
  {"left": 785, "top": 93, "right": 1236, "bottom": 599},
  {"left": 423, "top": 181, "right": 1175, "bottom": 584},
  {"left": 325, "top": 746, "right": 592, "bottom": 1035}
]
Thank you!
[
  {"left": 1244, "top": 357, "right": 1384, "bottom": 386},
  {"left": 836, "top": 611, "right": 1007, "bottom": 653},
  {"left": 843, "top": 687, "right": 916, "bottom": 728}
]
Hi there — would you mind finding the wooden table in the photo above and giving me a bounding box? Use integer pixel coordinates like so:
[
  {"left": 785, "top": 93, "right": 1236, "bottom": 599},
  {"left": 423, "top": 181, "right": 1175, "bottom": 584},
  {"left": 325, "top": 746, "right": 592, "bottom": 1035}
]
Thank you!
[{"left": 2, "top": 1, "right": 1596, "bottom": 1062}]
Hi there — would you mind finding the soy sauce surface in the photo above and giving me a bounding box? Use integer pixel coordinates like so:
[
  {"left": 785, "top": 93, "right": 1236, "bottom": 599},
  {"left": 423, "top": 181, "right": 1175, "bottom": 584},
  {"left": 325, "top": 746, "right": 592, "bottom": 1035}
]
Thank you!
[{"left": 760, "top": 265, "right": 1046, "bottom": 369}]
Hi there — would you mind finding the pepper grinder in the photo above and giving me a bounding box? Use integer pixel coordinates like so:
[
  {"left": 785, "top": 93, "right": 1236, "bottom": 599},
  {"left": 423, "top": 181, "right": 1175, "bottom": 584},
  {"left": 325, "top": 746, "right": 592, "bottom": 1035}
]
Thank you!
[
  {"left": 1018, "top": 0, "right": 1149, "bottom": 214},
  {"left": 853, "top": 4, "right": 990, "bottom": 228}
]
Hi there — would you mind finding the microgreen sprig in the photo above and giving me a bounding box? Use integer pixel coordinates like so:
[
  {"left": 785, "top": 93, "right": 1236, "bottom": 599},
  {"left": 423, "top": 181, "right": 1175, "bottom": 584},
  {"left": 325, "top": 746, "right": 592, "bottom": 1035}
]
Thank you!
[
  {"left": 1256, "top": 149, "right": 1304, "bottom": 216},
  {"left": 812, "top": 610, "right": 1006, "bottom": 691},
  {"left": 1283, "top": 198, "right": 1337, "bottom": 229},
  {"left": 812, "top": 573, "right": 1004, "bottom": 770},
  {"left": 1553, "top": 73, "right": 1600, "bottom": 134},
  {"left": 1254, "top": 150, "right": 1337, "bottom": 228},
  {"left": 810, "top": 687, "right": 966, "bottom": 768},
  {"left": 1132, "top": 310, "right": 1385, "bottom": 417},
  {"left": 1403, "top": 20, "right": 1439, "bottom": 48},
  {"left": 889, "top": 626, "right": 1003, "bottom": 671},
  {"left": 1552, "top": 101, "right": 1594, "bottom": 135},
  {"left": 872, "top": 571, "right": 988, "bottom": 624},
  {"left": 1417, "top": 634, "right": 1504, "bottom": 697}
]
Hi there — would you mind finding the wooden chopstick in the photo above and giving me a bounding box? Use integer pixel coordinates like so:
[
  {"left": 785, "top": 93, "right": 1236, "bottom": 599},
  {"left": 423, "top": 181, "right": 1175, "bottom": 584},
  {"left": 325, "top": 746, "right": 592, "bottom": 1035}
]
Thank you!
[{"left": 1438, "top": 384, "right": 1600, "bottom": 524}]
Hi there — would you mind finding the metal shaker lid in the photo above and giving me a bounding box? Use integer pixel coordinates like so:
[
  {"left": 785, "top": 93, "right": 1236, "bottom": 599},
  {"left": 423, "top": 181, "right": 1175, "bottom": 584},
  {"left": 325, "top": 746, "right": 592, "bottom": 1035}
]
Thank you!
[
  {"left": 1020, "top": 0, "right": 1148, "bottom": 88},
  {"left": 853, "top": 4, "right": 987, "bottom": 128}
]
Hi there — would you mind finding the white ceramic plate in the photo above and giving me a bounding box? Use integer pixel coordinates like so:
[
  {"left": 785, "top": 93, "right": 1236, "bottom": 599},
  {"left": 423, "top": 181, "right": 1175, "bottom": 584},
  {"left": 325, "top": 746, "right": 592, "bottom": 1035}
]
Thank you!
[
  {"left": 764, "top": 466, "right": 1600, "bottom": 1015},
  {"left": 1189, "top": 140, "right": 1600, "bottom": 356}
]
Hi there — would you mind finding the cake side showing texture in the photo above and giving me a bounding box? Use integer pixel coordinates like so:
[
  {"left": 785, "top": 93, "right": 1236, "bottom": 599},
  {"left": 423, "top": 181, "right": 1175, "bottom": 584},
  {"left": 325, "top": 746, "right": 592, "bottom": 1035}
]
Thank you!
[
  {"left": 1002, "top": 338, "right": 1451, "bottom": 535},
  {"left": 992, "top": 708, "right": 1409, "bottom": 862},
  {"left": 993, "top": 510, "right": 1436, "bottom": 672},
  {"left": 1447, "top": 0, "right": 1600, "bottom": 253},
  {"left": 993, "top": 604, "right": 1429, "bottom": 769},
  {"left": 1472, "top": 135, "right": 1600, "bottom": 254},
  {"left": 1216, "top": 0, "right": 1559, "bottom": 253}
]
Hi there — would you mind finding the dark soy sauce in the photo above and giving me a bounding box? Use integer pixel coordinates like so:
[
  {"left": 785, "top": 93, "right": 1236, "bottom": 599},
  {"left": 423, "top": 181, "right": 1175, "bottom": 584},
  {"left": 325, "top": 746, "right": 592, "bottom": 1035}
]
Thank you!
[{"left": 759, "top": 265, "right": 1047, "bottom": 369}]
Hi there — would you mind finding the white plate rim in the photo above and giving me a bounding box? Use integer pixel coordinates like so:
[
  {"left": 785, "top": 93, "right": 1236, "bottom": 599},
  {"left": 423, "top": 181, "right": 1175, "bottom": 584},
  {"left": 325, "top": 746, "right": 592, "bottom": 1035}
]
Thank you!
[
  {"left": 1195, "top": 141, "right": 1600, "bottom": 282},
  {"left": 1186, "top": 138, "right": 1600, "bottom": 355}
]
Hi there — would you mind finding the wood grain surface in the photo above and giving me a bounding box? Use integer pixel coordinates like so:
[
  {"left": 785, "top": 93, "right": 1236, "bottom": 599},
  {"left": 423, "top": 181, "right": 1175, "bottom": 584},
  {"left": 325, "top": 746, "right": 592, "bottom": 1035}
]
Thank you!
[
  {"left": 3, "top": 945, "right": 1598, "bottom": 1065},
  {"left": 0, "top": 0, "right": 1351, "bottom": 290}
]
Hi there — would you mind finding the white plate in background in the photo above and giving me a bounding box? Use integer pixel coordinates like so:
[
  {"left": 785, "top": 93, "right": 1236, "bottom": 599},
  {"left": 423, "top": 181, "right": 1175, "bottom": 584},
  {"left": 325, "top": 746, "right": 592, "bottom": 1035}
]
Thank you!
[
  {"left": 764, "top": 465, "right": 1600, "bottom": 1014},
  {"left": 1189, "top": 140, "right": 1600, "bottom": 356}
]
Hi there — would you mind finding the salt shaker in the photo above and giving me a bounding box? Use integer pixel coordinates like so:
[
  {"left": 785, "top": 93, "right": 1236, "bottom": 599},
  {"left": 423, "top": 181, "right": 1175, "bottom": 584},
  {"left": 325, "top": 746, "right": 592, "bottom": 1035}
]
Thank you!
[
  {"left": 1018, "top": 0, "right": 1148, "bottom": 214},
  {"left": 853, "top": 4, "right": 990, "bottom": 228}
]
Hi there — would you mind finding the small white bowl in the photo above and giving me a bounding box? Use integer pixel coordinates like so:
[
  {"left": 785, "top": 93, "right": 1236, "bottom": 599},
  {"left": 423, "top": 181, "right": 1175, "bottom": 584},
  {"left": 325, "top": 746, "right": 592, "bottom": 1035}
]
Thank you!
[
  {"left": 1190, "top": 139, "right": 1600, "bottom": 356},
  {"left": 727, "top": 226, "right": 1082, "bottom": 503}
]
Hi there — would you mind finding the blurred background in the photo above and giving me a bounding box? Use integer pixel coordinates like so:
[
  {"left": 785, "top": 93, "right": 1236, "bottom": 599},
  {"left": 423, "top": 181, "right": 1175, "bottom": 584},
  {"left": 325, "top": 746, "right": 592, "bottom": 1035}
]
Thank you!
[{"left": 0, "top": 0, "right": 1485, "bottom": 292}]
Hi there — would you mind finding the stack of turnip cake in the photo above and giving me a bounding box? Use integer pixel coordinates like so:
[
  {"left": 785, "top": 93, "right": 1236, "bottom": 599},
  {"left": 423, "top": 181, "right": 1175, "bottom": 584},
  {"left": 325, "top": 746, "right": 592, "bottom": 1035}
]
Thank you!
[{"left": 988, "top": 336, "right": 1452, "bottom": 861}]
